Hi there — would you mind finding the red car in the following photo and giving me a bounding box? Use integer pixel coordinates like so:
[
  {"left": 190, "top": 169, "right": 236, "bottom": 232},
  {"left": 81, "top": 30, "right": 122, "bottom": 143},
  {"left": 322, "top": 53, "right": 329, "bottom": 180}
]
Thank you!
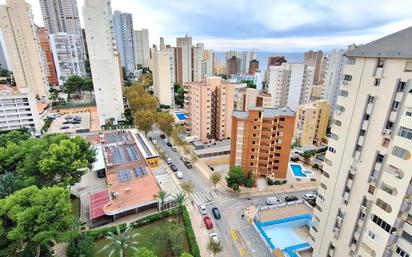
[{"left": 203, "top": 216, "right": 213, "bottom": 230}]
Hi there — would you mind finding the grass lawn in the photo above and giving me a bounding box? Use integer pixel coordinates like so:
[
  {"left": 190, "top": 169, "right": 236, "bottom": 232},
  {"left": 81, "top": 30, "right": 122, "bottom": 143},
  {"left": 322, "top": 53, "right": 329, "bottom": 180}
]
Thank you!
[
  {"left": 71, "top": 197, "right": 80, "bottom": 219},
  {"left": 95, "top": 218, "right": 190, "bottom": 257}
]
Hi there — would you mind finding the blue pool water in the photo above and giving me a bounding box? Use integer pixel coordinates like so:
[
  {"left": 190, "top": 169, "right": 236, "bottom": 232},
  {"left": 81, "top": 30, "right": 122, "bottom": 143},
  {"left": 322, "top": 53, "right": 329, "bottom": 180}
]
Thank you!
[
  {"left": 176, "top": 113, "right": 187, "bottom": 121},
  {"left": 255, "top": 214, "right": 312, "bottom": 256},
  {"left": 290, "top": 164, "right": 307, "bottom": 177}
]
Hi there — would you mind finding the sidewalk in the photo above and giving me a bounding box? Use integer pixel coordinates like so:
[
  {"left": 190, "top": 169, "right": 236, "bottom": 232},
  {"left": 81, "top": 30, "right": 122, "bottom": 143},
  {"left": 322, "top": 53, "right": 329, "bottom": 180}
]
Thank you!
[
  {"left": 238, "top": 181, "right": 320, "bottom": 197},
  {"left": 187, "top": 205, "right": 212, "bottom": 257}
]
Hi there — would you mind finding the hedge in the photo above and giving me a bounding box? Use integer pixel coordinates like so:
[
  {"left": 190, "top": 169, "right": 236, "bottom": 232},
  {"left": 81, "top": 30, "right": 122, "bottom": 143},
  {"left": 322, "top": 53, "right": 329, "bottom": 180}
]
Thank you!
[{"left": 182, "top": 206, "right": 200, "bottom": 257}]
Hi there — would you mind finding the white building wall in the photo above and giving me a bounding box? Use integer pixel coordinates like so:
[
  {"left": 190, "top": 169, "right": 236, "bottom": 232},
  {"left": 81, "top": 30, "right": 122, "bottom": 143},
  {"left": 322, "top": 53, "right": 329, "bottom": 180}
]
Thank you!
[
  {"left": 113, "top": 11, "right": 135, "bottom": 73},
  {"left": 133, "top": 29, "right": 150, "bottom": 67},
  {"left": 83, "top": 0, "right": 124, "bottom": 126},
  {"left": 167, "top": 47, "right": 176, "bottom": 84},
  {"left": 151, "top": 50, "right": 173, "bottom": 107},
  {"left": 192, "top": 46, "right": 203, "bottom": 82}
]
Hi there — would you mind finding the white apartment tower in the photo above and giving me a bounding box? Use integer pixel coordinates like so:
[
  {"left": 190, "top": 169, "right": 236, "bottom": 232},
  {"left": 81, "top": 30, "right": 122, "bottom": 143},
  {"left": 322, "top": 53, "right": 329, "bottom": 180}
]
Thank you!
[
  {"left": 0, "top": 0, "right": 49, "bottom": 99},
  {"left": 150, "top": 50, "right": 173, "bottom": 107},
  {"left": 267, "top": 62, "right": 315, "bottom": 110},
  {"left": 113, "top": 11, "right": 135, "bottom": 74},
  {"left": 241, "top": 51, "right": 257, "bottom": 74},
  {"left": 166, "top": 47, "right": 176, "bottom": 84},
  {"left": 176, "top": 35, "right": 192, "bottom": 84},
  {"left": 50, "top": 33, "right": 86, "bottom": 85},
  {"left": 133, "top": 29, "right": 150, "bottom": 67},
  {"left": 83, "top": 0, "right": 124, "bottom": 126},
  {"left": 310, "top": 27, "right": 412, "bottom": 257}
]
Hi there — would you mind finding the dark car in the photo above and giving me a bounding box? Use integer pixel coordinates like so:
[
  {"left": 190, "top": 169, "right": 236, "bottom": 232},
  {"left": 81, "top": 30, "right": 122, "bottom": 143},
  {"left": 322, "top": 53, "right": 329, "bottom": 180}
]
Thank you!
[
  {"left": 96, "top": 169, "right": 106, "bottom": 178},
  {"left": 160, "top": 134, "right": 166, "bottom": 139},
  {"left": 170, "top": 164, "right": 178, "bottom": 172},
  {"left": 166, "top": 142, "right": 172, "bottom": 147},
  {"left": 211, "top": 207, "right": 221, "bottom": 219},
  {"left": 285, "top": 195, "right": 299, "bottom": 202},
  {"left": 184, "top": 161, "right": 192, "bottom": 169},
  {"left": 62, "top": 120, "right": 72, "bottom": 124},
  {"left": 73, "top": 116, "right": 81, "bottom": 121},
  {"left": 203, "top": 216, "right": 213, "bottom": 230}
]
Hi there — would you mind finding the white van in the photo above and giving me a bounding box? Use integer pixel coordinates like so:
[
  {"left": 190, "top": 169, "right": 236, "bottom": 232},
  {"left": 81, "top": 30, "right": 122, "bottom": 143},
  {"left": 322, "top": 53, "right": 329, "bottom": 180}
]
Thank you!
[{"left": 266, "top": 197, "right": 281, "bottom": 205}]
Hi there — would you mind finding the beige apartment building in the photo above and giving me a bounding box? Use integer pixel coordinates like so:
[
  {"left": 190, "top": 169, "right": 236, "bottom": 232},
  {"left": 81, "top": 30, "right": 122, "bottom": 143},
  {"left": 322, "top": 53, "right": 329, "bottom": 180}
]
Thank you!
[
  {"left": 0, "top": 0, "right": 49, "bottom": 99},
  {"left": 150, "top": 50, "right": 173, "bottom": 107},
  {"left": 294, "top": 100, "right": 331, "bottom": 146},
  {"left": 184, "top": 77, "right": 235, "bottom": 143},
  {"left": 310, "top": 27, "right": 412, "bottom": 257},
  {"left": 230, "top": 107, "right": 295, "bottom": 179},
  {"left": 235, "top": 87, "right": 272, "bottom": 111}
]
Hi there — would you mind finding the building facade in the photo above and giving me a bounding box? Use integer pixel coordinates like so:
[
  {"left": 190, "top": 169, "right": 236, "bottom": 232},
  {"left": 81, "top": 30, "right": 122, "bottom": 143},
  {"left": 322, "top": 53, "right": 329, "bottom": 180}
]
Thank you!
[
  {"left": 241, "top": 51, "right": 256, "bottom": 74},
  {"left": 150, "top": 50, "right": 173, "bottom": 107},
  {"left": 230, "top": 107, "right": 295, "bottom": 179},
  {"left": 294, "top": 100, "right": 331, "bottom": 146},
  {"left": 310, "top": 27, "right": 412, "bottom": 257},
  {"left": 0, "top": 0, "right": 49, "bottom": 99},
  {"left": 133, "top": 29, "right": 150, "bottom": 67},
  {"left": 267, "top": 62, "right": 315, "bottom": 110},
  {"left": 175, "top": 35, "right": 192, "bottom": 84},
  {"left": 227, "top": 56, "right": 242, "bottom": 76},
  {"left": 37, "top": 27, "right": 59, "bottom": 86},
  {"left": 267, "top": 56, "right": 287, "bottom": 69},
  {"left": 304, "top": 50, "right": 324, "bottom": 85},
  {"left": 49, "top": 33, "right": 86, "bottom": 85},
  {"left": 235, "top": 87, "right": 272, "bottom": 111},
  {"left": 231, "top": 72, "right": 263, "bottom": 90},
  {"left": 113, "top": 11, "right": 135, "bottom": 74},
  {"left": 249, "top": 59, "right": 259, "bottom": 75},
  {"left": 184, "top": 77, "right": 235, "bottom": 143},
  {"left": 83, "top": 0, "right": 124, "bottom": 126}
]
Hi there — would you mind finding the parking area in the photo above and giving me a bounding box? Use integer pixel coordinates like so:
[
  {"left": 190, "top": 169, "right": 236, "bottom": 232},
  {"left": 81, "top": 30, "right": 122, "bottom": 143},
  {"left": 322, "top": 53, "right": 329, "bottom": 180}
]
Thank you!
[{"left": 48, "top": 112, "right": 91, "bottom": 134}]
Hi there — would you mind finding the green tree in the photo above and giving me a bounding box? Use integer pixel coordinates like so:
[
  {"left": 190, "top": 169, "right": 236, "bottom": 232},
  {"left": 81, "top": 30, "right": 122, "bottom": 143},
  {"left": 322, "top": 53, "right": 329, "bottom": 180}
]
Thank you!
[
  {"left": 67, "top": 233, "right": 95, "bottom": 257},
  {"left": 291, "top": 138, "right": 302, "bottom": 149},
  {"left": 173, "top": 192, "right": 186, "bottom": 224},
  {"left": 134, "top": 110, "right": 156, "bottom": 134},
  {"left": 63, "top": 75, "right": 84, "bottom": 98},
  {"left": 99, "top": 224, "right": 139, "bottom": 257},
  {"left": 303, "top": 150, "right": 316, "bottom": 165},
  {"left": 134, "top": 247, "right": 157, "bottom": 257},
  {"left": 180, "top": 253, "right": 193, "bottom": 257},
  {"left": 207, "top": 238, "right": 223, "bottom": 257},
  {"left": 156, "top": 112, "right": 175, "bottom": 136},
  {"left": 243, "top": 171, "right": 255, "bottom": 188},
  {"left": 241, "top": 80, "right": 256, "bottom": 89},
  {"left": 0, "top": 69, "right": 9, "bottom": 77},
  {"left": 0, "top": 130, "right": 30, "bottom": 147},
  {"left": 171, "top": 126, "right": 184, "bottom": 146},
  {"left": 210, "top": 171, "right": 222, "bottom": 189},
  {"left": 151, "top": 223, "right": 184, "bottom": 257},
  {"left": 155, "top": 189, "right": 169, "bottom": 221},
  {"left": 180, "top": 181, "right": 194, "bottom": 195},
  {"left": 190, "top": 153, "right": 198, "bottom": 163},
  {"left": 0, "top": 172, "right": 17, "bottom": 199},
  {"left": 226, "top": 165, "right": 245, "bottom": 192},
  {"left": 0, "top": 186, "right": 75, "bottom": 256},
  {"left": 82, "top": 77, "right": 94, "bottom": 92}
]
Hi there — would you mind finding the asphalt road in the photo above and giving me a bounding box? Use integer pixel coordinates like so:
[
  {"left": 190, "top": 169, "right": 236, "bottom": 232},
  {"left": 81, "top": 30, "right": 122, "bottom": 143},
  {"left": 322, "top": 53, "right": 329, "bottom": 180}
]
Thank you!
[{"left": 149, "top": 130, "right": 315, "bottom": 257}]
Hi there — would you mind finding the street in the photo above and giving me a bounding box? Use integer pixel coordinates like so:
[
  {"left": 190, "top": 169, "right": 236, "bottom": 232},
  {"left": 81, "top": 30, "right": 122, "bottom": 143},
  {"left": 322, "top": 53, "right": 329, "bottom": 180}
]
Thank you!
[{"left": 149, "top": 130, "right": 314, "bottom": 257}]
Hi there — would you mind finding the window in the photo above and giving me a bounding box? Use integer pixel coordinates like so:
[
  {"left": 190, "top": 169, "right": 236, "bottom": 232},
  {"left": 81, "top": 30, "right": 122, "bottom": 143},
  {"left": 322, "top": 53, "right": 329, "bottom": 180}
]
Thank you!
[
  {"left": 377, "top": 58, "right": 385, "bottom": 68},
  {"left": 392, "top": 146, "right": 410, "bottom": 160},
  {"left": 343, "top": 74, "right": 352, "bottom": 81},
  {"left": 320, "top": 183, "right": 327, "bottom": 190},
  {"left": 396, "top": 246, "right": 410, "bottom": 257},
  {"left": 397, "top": 81, "right": 407, "bottom": 92},
  {"left": 392, "top": 101, "right": 400, "bottom": 111},
  {"left": 328, "top": 146, "right": 336, "bottom": 153},
  {"left": 401, "top": 231, "right": 412, "bottom": 244},
  {"left": 374, "top": 78, "right": 381, "bottom": 86},
  {"left": 406, "top": 110, "right": 412, "bottom": 117},
  {"left": 404, "top": 62, "right": 412, "bottom": 72},
  {"left": 367, "top": 95, "right": 375, "bottom": 104},
  {"left": 371, "top": 214, "right": 392, "bottom": 233},
  {"left": 367, "top": 230, "right": 376, "bottom": 240},
  {"left": 399, "top": 126, "right": 412, "bottom": 140}
]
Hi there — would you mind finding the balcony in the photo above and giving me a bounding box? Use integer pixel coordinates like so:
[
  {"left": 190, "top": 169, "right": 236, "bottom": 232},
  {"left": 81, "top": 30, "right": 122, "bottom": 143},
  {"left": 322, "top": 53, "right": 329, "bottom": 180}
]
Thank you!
[
  {"left": 362, "top": 120, "right": 369, "bottom": 130},
  {"left": 386, "top": 166, "right": 403, "bottom": 179},
  {"left": 400, "top": 199, "right": 412, "bottom": 213}
]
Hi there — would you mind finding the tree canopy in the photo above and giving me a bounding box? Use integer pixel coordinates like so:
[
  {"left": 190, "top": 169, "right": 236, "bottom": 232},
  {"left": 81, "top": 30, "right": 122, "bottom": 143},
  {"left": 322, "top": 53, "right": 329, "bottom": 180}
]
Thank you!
[
  {"left": 0, "top": 130, "right": 30, "bottom": 148},
  {"left": 156, "top": 112, "right": 175, "bottom": 136},
  {"left": 0, "top": 186, "right": 75, "bottom": 256},
  {"left": 62, "top": 75, "right": 93, "bottom": 98},
  {"left": 226, "top": 165, "right": 255, "bottom": 192},
  {"left": 134, "top": 247, "right": 157, "bottom": 257}
]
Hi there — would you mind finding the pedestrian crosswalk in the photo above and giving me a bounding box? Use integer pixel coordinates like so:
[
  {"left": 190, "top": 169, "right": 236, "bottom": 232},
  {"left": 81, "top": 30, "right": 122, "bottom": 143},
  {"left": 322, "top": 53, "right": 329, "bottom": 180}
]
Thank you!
[{"left": 190, "top": 191, "right": 214, "bottom": 206}]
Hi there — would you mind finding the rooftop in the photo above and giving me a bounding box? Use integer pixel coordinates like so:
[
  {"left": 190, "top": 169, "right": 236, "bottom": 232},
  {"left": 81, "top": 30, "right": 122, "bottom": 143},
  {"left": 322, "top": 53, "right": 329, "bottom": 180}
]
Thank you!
[
  {"left": 233, "top": 107, "right": 295, "bottom": 119},
  {"left": 345, "top": 26, "right": 412, "bottom": 59}
]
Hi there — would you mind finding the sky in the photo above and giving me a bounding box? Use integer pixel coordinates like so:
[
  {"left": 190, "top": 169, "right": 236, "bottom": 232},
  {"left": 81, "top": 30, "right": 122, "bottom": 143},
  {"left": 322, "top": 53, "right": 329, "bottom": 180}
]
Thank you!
[{"left": 18, "top": 0, "right": 412, "bottom": 52}]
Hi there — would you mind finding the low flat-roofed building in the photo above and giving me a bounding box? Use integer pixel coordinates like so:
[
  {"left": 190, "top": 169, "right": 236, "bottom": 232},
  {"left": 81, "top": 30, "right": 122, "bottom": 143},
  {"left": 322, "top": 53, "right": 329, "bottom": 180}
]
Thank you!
[
  {"left": 134, "top": 131, "right": 160, "bottom": 168},
  {"left": 91, "top": 145, "right": 105, "bottom": 172},
  {"left": 89, "top": 131, "right": 160, "bottom": 222}
]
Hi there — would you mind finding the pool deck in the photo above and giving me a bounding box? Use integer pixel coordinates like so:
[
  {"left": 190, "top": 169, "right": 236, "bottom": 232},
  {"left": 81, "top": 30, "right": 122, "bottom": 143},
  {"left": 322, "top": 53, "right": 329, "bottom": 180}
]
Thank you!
[{"left": 258, "top": 204, "right": 312, "bottom": 222}]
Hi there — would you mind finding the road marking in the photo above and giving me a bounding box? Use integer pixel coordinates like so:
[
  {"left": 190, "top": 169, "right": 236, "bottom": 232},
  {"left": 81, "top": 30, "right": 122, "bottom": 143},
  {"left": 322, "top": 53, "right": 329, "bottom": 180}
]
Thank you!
[
  {"left": 239, "top": 248, "right": 246, "bottom": 256},
  {"left": 190, "top": 191, "right": 213, "bottom": 206},
  {"left": 230, "top": 228, "right": 238, "bottom": 241}
]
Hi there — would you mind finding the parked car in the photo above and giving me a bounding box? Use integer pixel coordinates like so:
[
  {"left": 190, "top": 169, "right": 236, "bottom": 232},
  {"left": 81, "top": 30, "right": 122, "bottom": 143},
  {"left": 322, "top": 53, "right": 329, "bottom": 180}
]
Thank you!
[
  {"left": 303, "top": 193, "right": 317, "bottom": 201},
  {"left": 62, "top": 120, "right": 72, "bottom": 124},
  {"left": 152, "top": 139, "right": 158, "bottom": 145},
  {"left": 171, "top": 146, "right": 178, "bottom": 152},
  {"left": 160, "top": 134, "right": 166, "bottom": 139},
  {"left": 175, "top": 171, "right": 184, "bottom": 179},
  {"left": 166, "top": 142, "right": 172, "bottom": 147},
  {"left": 180, "top": 156, "right": 189, "bottom": 162},
  {"left": 211, "top": 207, "right": 221, "bottom": 219},
  {"left": 209, "top": 233, "right": 220, "bottom": 243},
  {"left": 64, "top": 115, "right": 73, "bottom": 120},
  {"left": 285, "top": 195, "right": 299, "bottom": 202},
  {"left": 170, "top": 164, "right": 178, "bottom": 172},
  {"left": 60, "top": 125, "right": 70, "bottom": 129},
  {"left": 166, "top": 158, "right": 173, "bottom": 165},
  {"left": 184, "top": 161, "right": 192, "bottom": 169},
  {"left": 73, "top": 116, "right": 81, "bottom": 121},
  {"left": 266, "top": 197, "right": 281, "bottom": 205},
  {"left": 164, "top": 138, "right": 169, "bottom": 143},
  {"left": 199, "top": 204, "right": 208, "bottom": 215},
  {"left": 96, "top": 169, "right": 106, "bottom": 178},
  {"left": 307, "top": 199, "right": 317, "bottom": 207},
  {"left": 203, "top": 216, "right": 213, "bottom": 230}
]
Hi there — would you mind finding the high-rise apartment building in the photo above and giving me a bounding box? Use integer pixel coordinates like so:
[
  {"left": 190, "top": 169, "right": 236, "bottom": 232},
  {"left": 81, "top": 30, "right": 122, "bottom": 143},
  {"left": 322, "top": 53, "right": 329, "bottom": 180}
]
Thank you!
[
  {"left": 49, "top": 33, "right": 86, "bottom": 85},
  {"left": 83, "top": 0, "right": 124, "bottom": 126},
  {"left": 304, "top": 50, "right": 324, "bottom": 85},
  {"left": 150, "top": 50, "right": 173, "bottom": 107},
  {"left": 227, "top": 56, "right": 242, "bottom": 76},
  {"left": 231, "top": 72, "right": 264, "bottom": 90},
  {"left": 0, "top": 0, "right": 49, "bottom": 99},
  {"left": 249, "top": 59, "right": 259, "bottom": 75},
  {"left": 133, "top": 29, "right": 150, "bottom": 67},
  {"left": 192, "top": 44, "right": 204, "bottom": 82},
  {"left": 267, "top": 56, "right": 287, "bottom": 69},
  {"left": 166, "top": 46, "right": 176, "bottom": 84},
  {"left": 201, "top": 50, "right": 214, "bottom": 79},
  {"left": 267, "top": 62, "right": 315, "bottom": 110},
  {"left": 241, "top": 51, "right": 257, "bottom": 74},
  {"left": 184, "top": 77, "right": 235, "bottom": 143},
  {"left": 113, "top": 11, "right": 135, "bottom": 74},
  {"left": 294, "top": 100, "right": 331, "bottom": 146},
  {"left": 159, "top": 37, "right": 165, "bottom": 51},
  {"left": 235, "top": 87, "right": 272, "bottom": 111},
  {"left": 175, "top": 35, "right": 192, "bottom": 84},
  {"left": 230, "top": 107, "right": 295, "bottom": 179},
  {"left": 310, "top": 27, "right": 412, "bottom": 257},
  {"left": 213, "top": 59, "right": 226, "bottom": 75},
  {"left": 37, "top": 27, "right": 59, "bottom": 86}
]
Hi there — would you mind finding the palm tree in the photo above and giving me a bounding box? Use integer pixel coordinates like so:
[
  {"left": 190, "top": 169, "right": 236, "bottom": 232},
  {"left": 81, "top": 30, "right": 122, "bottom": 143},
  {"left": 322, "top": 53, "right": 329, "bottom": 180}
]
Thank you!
[
  {"left": 207, "top": 238, "right": 223, "bottom": 257},
  {"left": 180, "top": 180, "right": 194, "bottom": 196},
  {"left": 173, "top": 192, "right": 186, "bottom": 224},
  {"left": 210, "top": 171, "right": 222, "bottom": 189},
  {"left": 155, "top": 189, "right": 169, "bottom": 221},
  {"left": 98, "top": 224, "right": 139, "bottom": 257}
]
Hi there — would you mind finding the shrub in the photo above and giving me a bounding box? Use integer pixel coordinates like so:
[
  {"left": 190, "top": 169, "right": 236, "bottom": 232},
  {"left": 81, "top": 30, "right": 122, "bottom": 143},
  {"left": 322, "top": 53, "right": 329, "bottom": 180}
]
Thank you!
[
  {"left": 267, "top": 177, "right": 274, "bottom": 186},
  {"left": 182, "top": 207, "right": 200, "bottom": 257},
  {"left": 67, "top": 233, "right": 95, "bottom": 257},
  {"left": 313, "top": 163, "right": 320, "bottom": 170},
  {"left": 290, "top": 156, "right": 299, "bottom": 162}
]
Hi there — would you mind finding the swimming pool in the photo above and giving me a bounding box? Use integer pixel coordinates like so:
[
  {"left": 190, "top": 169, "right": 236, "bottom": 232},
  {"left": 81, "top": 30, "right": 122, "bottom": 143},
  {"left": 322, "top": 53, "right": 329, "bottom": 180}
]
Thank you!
[
  {"left": 255, "top": 214, "right": 312, "bottom": 256},
  {"left": 290, "top": 163, "right": 308, "bottom": 178},
  {"left": 175, "top": 113, "right": 187, "bottom": 121}
]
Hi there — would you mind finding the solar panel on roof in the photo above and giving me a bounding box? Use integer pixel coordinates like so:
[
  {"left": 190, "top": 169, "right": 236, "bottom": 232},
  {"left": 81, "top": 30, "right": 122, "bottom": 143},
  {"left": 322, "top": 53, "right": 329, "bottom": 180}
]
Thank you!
[
  {"left": 117, "top": 169, "right": 132, "bottom": 182},
  {"left": 112, "top": 146, "right": 126, "bottom": 164},
  {"left": 134, "top": 166, "right": 147, "bottom": 177},
  {"left": 126, "top": 145, "right": 139, "bottom": 161}
]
